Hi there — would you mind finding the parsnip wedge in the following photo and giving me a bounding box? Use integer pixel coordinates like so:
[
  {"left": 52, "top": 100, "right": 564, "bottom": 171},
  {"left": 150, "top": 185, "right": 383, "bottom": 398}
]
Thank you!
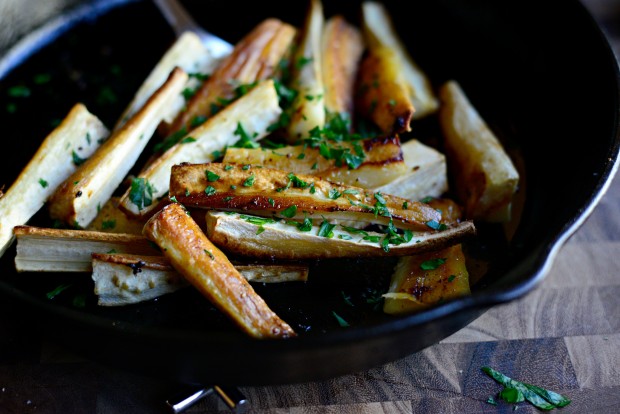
[
  {"left": 114, "top": 31, "right": 225, "bottom": 131},
  {"left": 223, "top": 134, "right": 406, "bottom": 188},
  {"left": 86, "top": 197, "right": 145, "bottom": 235},
  {"left": 48, "top": 68, "right": 188, "bottom": 228},
  {"left": 92, "top": 253, "right": 308, "bottom": 306},
  {"left": 14, "top": 226, "right": 158, "bottom": 272},
  {"left": 374, "top": 139, "right": 448, "bottom": 201},
  {"left": 169, "top": 19, "right": 296, "bottom": 134},
  {"left": 205, "top": 211, "right": 475, "bottom": 260},
  {"left": 0, "top": 104, "right": 108, "bottom": 257},
  {"left": 361, "top": 1, "right": 439, "bottom": 119},
  {"left": 170, "top": 163, "right": 441, "bottom": 231},
  {"left": 355, "top": 45, "right": 414, "bottom": 135},
  {"left": 286, "top": 0, "right": 326, "bottom": 142},
  {"left": 143, "top": 203, "right": 296, "bottom": 339},
  {"left": 118, "top": 79, "right": 281, "bottom": 217},
  {"left": 439, "top": 80, "right": 519, "bottom": 222},
  {"left": 322, "top": 15, "right": 365, "bottom": 121},
  {"left": 383, "top": 244, "right": 471, "bottom": 315}
]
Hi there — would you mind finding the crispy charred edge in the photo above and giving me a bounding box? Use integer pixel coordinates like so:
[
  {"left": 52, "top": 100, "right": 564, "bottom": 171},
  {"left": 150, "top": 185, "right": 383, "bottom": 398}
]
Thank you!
[
  {"left": 362, "top": 134, "right": 404, "bottom": 163},
  {"left": 169, "top": 163, "right": 440, "bottom": 230},
  {"left": 13, "top": 225, "right": 149, "bottom": 243},
  {"left": 206, "top": 213, "right": 476, "bottom": 260},
  {"left": 143, "top": 203, "right": 296, "bottom": 339},
  {"left": 92, "top": 253, "right": 309, "bottom": 282}
]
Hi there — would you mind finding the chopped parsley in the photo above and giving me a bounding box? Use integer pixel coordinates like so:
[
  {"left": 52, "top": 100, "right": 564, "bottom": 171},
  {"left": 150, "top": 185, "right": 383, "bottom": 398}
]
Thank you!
[
  {"left": 426, "top": 220, "right": 448, "bottom": 231},
  {"left": 481, "top": 366, "right": 571, "bottom": 410},
  {"left": 205, "top": 170, "right": 220, "bottom": 182},
  {"left": 281, "top": 205, "right": 297, "bottom": 218},
  {"left": 204, "top": 249, "right": 215, "bottom": 260},
  {"left": 180, "top": 137, "right": 196, "bottom": 144},
  {"left": 328, "top": 188, "right": 342, "bottom": 200},
  {"left": 153, "top": 128, "right": 188, "bottom": 153},
  {"left": 332, "top": 311, "right": 349, "bottom": 327},
  {"left": 204, "top": 186, "right": 217, "bottom": 196},
  {"left": 268, "top": 198, "right": 275, "bottom": 207},
  {"left": 296, "top": 56, "right": 313, "bottom": 69},
  {"left": 243, "top": 174, "right": 255, "bottom": 187},
  {"left": 46, "top": 283, "right": 71, "bottom": 300},
  {"left": 101, "top": 219, "right": 116, "bottom": 230},
  {"left": 224, "top": 165, "right": 234, "bottom": 171},
  {"left": 71, "top": 150, "right": 87, "bottom": 166},
  {"left": 420, "top": 258, "right": 446, "bottom": 270},
  {"left": 128, "top": 177, "right": 155, "bottom": 210},
  {"left": 448, "top": 275, "right": 456, "bottom": 282},
  {"left": 303, "top": 113, "right": 365, "bottom": 169},
  {"left": 8, "top": 85, "right": 30, "bottom": 98},
  {"left": 318, "top": 220, "right": 336, "bottom": 238},
  {"left": 296, "top": 216, "right": 313, "bottom": 232},
  {"left": 38, "top": 178, "right": 48, "bottom": 188},
  {"left": 240, "top": 215, "right": 276, "bottom": 226},
  {"left": 232, "top": 122, "right": 260, "bottom": 149}
]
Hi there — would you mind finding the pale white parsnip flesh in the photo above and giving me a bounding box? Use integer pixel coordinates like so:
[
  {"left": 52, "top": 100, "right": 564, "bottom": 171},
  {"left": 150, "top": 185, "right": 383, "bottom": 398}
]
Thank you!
[
  {"left": 286, "top": 0, "right": 325, "bottom": 142},
  {"left": 439, "top": 80, "right": 519, "bottom": 222},
  {"left": 118, "top": 79, "right": 281, "bottom": 217},
  {"left": 0, "top": 104, "right": 108, "bottom": 257},
  {"left": 205, "top": 211, "right": 475, "bottom": 260},
  {"left": 92, "top": 253, "right": 309, "bottom": 306},
  {"left": 48, "top": 68, "right": 188, "bottom": 228},
  {"left": 362, "top": 1, "right": 439, "bottom": 119},
  {"left": 374, "top": 139, "right": 448, "bottom": 201},
  {"left": 114, "top": 32, "right": 225, "bottom": 131},
  {"left": 14, "top": 226, "right": 158, "bottom": 273}
]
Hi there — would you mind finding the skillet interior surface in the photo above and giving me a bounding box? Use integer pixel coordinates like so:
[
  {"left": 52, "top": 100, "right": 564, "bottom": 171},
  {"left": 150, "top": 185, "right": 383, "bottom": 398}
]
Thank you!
[{"left": 0, "top": 0, "right": 618, "bottom": 385}]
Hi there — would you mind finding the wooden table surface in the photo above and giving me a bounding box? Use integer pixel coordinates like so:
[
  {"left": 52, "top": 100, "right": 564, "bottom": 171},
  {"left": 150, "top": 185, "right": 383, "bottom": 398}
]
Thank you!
[{"left": 1, "top": 0, "right": 619, "bottom": 413}]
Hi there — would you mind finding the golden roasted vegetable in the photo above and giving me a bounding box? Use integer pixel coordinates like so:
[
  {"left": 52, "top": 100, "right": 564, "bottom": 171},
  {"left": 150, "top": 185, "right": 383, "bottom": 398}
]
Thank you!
[
  {"left": 355, "top": 45, "right": 414, "bottom": 134},
  {"left": 86, "top": 197, "right": 145, "bottom": 235},
  {"left": 143, "top": 202, "right": 296, "bottom": 339},
  {"left": 114, "top": 31, "right": 225, "bottom": 131},
  {"left": 205, "top": 211, "right": 475, "bottom": 260},
  {"left": 373, "top": 138, "right": 448, "bottom": 200},
  {"left": 439, "top": 80, "right": 519, "bottom": 222},
  {"left": 170, "top": 163, "right": 442, "bottom": 231},
  {"left": 322, "top": 15, "right": 365, "bottom": 120},
  {"left": 91, "top": 253, "right": 309, "bottom": 306},
  {"left": 168, "top": 19, "right": 296, "bottom": 134},
  {"left": 14, "top": 226, "right": 158, "bottom": 272},
  {"left": 361, "top": 1, "right": 439, "bottom": 119},
  {"left": 118, "top": 79, "right": 281, "bottom": 217},
  {"left": 383, "top": 244, "right": 471, "bottom": 314},
  {"left": 223, "top": 134, "right": 407, "bottom": 188},
  {"left": 48, "top": 68, "right": 188, "bottom": 229},
  {"left": 0, "top": 104, "right": 108, "bottom": 257},
  {"left": 286, "top": 0, "right": 326, "bottom": 142}
]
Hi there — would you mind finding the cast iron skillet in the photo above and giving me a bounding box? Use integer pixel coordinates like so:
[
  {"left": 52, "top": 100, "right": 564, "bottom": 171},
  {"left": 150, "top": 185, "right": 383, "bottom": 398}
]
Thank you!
[{"left": 0, "top": 0, "right": 618, "bottom": 386}]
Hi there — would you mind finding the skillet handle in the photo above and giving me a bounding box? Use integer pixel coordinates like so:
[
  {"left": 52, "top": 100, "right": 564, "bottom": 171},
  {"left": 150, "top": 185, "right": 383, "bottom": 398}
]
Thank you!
[{"left": 166, "top": 385, "right": 248, "bottom": 413}]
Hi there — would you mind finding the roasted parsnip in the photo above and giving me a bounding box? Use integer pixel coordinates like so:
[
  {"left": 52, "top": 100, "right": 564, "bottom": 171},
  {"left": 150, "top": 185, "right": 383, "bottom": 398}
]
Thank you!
[
  {"left": 223, "top": 134, "right": 407, "bottom": 188},
  {"left": 322, "top": 15, "right": 365, "bottom": 121},
  {"left": 86, "top": 197, "right": 145, "bottom": 235},
  {"left": 118, "top": 79, "right": 281, "bottom": 217},
  {"left": 382, "top": 244, "right": 471, "bottom": 314},
  {"left": 286, "top": 0, "right": 326, "bottom": 142},
  {"left": 143, "top": 203, "right": 296, "bottom": 339},
  {"left": 355, "top": 45, "right": 415, "bottom": 134},
  {"left": 48, "top": 68, "right": 188, "bottom": 228},
  {"left": 168, "top": 19, "right": 296, "bottom": 134},
  {"left": 14, "top": 226, "right": 158, "bottom": 272},
  {"left": 114, "top": 31, "right": 225, "bottom": 131},
  {"left": 439, "top": 80, "right": 519, "bottom": 222},
  {"left": 170, "top": 163, "right": 442, "bottom": 231},
  {"left": 374, "top": 139, "right": 448, "bottom": 201},
  {"left": 205, "top": 211, "right": 475, "bottom": 260},
  {"left": 361, "top": 1, "right": 439, "bottom": 119},
  {"left": 92, "top": 253, "right": 309, "bottom": 306},
  {"left": 0, "top": 104, "right": 108, "bottom": 257}
]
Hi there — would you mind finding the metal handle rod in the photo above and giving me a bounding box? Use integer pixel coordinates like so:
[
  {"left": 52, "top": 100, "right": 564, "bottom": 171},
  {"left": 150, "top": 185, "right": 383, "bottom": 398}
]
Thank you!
[
  {"left": 166, "top": 385, "right": 248, "bottom": 413},
  {"left": 151, "top": 0, "right": 233, "bottom": 58}
]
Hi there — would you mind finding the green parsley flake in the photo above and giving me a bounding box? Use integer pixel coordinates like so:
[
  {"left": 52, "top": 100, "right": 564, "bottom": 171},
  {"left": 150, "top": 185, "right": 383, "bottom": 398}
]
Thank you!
[
  {"left": 318, "top": 220, "right": 336, "bottom": 238},
  {"left": 448, "top": 275, "right": 456, "bottom": 282},
  {"left": 332, "top": 311, "right": 350, "bottom": 327},
  {"left": 338, "top": 234, "right": 353, "bottom": 240},
  {"left": 38, "top": 178, "right": 48, "bottom": 188},
  {"left": 224, "top": 165, "right": 234, "bottom": 171},
  {"left": 205, "top": 170, "right": 220, "bottom": 182},
  {"left": 181, "top": 137, "right": 197, "bottom": 144},
  {"left": 328, "top": 188, "right": 342, "bottom": 200},
  {"left": 243, "top": 174, "right": 255, "bottom": 187},
  {"left": 268, "top": 198, "right": 275, "bottom": 207},
  {"left": 232, "top": 123, "right": 259, "bottom": 149},
  {"left": 46, "top": 283, "right": 71, "bottom": 300},
  {"left": 204, "top": 186, "right": 217, "bottom": 196},
  {"left": 8, "top": 85, "right": 30, "bottom": 98},
  {"left": 426, "top": 220, "right": 448, "bottom": 231},
  {"left": 129, "top": 177, "right": 155, "bottom": 210},
  {"left": 72, "top": 150, "right": 87, "bottom": 166},
  {"left": 420, "top": 258, "right": 446, "bottom": 270},
  {"left": 101, "top": 219, "right": 116, "bottom": 230},
  {"left": 204, "top": 249, "right": 215, "bottom": 260},
  {"left": 281, "top": 205, "right": 297, "bottom": 218}
]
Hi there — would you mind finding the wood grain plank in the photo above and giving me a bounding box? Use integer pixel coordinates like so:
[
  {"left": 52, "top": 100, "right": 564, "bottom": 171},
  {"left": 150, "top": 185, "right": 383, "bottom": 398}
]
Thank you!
[{"left": 565, "top": 334, "right": 620, "bottom": 388}]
